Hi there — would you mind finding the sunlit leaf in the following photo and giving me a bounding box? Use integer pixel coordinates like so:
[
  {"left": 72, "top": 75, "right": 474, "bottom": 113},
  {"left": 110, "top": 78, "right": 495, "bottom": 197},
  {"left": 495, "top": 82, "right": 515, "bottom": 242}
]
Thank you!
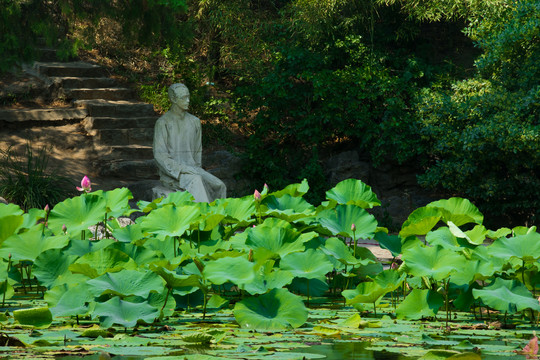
[
  {"left": 400, "top": 207, "right": 442, "bottom": 237},
  {"left": 87, "top": 269, "right": 166, "bottom": 298},
  {"left": 48, "top": 194, "right": 106, "bottom": 236},
  {"left": 325, "top": 179, "right": 381, "bottom": 209},
  {"left": 93, "top": 296, "right": 159, "bottom": 328},
  {"left": 318, "top": 204, "right": 377, "bottom": 239},
  {"left": 472, "top": 278, "right": 540, "bottom": 314},
  {"left": 280, "top": 249, "right": 334, "bottom": 280},
  {"left": 140, "top": 204, "right": 200, "bottom": 237},
  {"left": 203, "top": 256, "right": 255, "bottom": 287},
  {"left": 396, "top": 289, "right": 444, "bottom": 319},
  {"left": 427, "top": 197, "right": 483, "bottom": 226}
]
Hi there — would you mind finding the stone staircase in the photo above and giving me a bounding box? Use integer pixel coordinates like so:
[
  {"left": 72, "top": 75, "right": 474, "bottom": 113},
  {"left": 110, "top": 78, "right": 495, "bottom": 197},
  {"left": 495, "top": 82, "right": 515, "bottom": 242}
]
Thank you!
[{"left": 0, "top": 59, "right": 160, "bottom": 198}]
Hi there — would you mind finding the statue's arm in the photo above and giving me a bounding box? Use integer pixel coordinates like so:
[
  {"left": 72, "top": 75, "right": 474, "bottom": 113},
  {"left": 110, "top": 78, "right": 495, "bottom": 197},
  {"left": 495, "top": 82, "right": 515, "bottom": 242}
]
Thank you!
[{"left": 153, "top": 120, "right": 182, "bottom": 179}]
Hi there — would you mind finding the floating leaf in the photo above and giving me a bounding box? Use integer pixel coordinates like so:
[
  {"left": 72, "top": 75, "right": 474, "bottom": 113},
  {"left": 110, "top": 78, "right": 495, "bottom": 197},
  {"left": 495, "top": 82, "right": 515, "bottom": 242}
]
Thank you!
[
  {"left": 234, "top": 289, "right": 308, "bottom": 331},
  {"left": 325, "top": 179, "right": 381, "bottom": 209},
  {"left": 13, "top": 307, "right": 52, "bottom": 328}
]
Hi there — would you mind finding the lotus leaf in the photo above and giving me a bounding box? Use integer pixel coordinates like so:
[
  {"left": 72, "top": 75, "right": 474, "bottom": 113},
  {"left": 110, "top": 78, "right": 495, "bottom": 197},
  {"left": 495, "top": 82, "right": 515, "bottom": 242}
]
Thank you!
[
  {"left": 0, "top": 202, "right": 23, "bottom": 217},
  {"left": 69, "top": 248, "right": 138, "bottom": 278},
  {"left": 396, "top": 289, "right": 444, "bottom": 319},
  {"left": 325, "top": 179, "right": 381, "bottom": 209},
  {"left": 213, "top": 196, "right": 256, "bottom": 224},
  {"left": 64, "top": 238, "right": 116, "bottom": 257},
  {"left": 400, "top": 207, "right": 442, "bottom": 237},
  {"left": 47, "top": 282, "right": 93, "bottom": 317},
  {"left": 318, "top": 204, "right": 377, "bottom": 239},
  {"left": 488, "top": 231, "right": 540, "bottom": 263},
  {"left": 0, "top": 215, "right": 23, "bottom": 245},
  {"left": 425, "top": 227, "right": 460, "bottom": 250},
  {"left": 472, "top": 278, "right": 540, "bottom": 314},
  {"left": 342, "top": 281, "right": 389, "bottom": 305},
  {"left": 93, "top": 296, "right": 160, "bottom": 328},
  {"left": 140, "top": 204, "right": 200, "bottom": 237},
  {"left": 48, "top": 194, "right": 106, "bottom": 236},
  {"left": 280, "top": 249, "right": 334, "bottom": 280},
  {"left": 271, "top": 179, "right": 309, "bottom": 198},
  {"left": 13, "top": 307, "right": 52, "bottom": 328},
  {"left": 160, "top": 190, "right": 195, "bottom": 206},
  {"left": 21, "top": 208, "right": 46, "bottom": 229},
  {"left": 110, "top": 242, "right": 163, "bottom": 266},
  {"left": 234, "top": 288, "right": 308, "bottom": 330},
  {"left": 427, "top": 197, "right": 483, "bottom": 226},
  {"left": 289, "top": 277, "right": 329, "bottom": 297},
  {"left": 98, "top": 187, "right": 133, "bottom": 218},
  {"left": 513, "top": 226, "right": 537, "bottom": 236},
  {"left": 374, "top": 232, "right": 401, "bottom": 257},
  {"left": 150, "top": 265, "right": 200, "bottom": 289},
  {"left": 33, "top": 248, "right": 78, "bottom": 288},
  {"left": 244, "top": 224, "right": 316, "bottom": 259},
  {"left": 244, "top": 266, "right": 295, "bottom": 295},
  {"left": 148, "top": 289, "right": 177, "bottom": 317},
  {"left": 321, "top": 237, "right": 374, "bottom": 266},
  {"left": 112, "top": 223, "right": 144, "bottom": 243},
  {"left": 261, "top": 194, "right": 315, "bottom": 221},
  {"left": 0, "top": 228, "right": 69, "bottom": 261},
  {"left": 203, "top": 256, "right": 255, "bottom": 287},
  {"left": 87, "top": 269, "right": 166, "bottom": 298},
  {"left": 402, "top": 245, "right": 465, "bottom": 281}
]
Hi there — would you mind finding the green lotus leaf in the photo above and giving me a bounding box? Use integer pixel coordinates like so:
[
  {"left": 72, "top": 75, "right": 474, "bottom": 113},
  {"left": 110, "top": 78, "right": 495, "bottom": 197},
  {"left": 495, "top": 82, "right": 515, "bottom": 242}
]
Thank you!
[
  {"left": 110, "top": 242, "right": 163, "bottom": 266},
  {"left": 150, "top": 265, "right": 200, "bottom": 289},
  {"left": 213, "top": 196, "right": 256, "bottom": 224},
  {"left": 0, "top": 203, "right": 23, "bottom": 217},
  {"left": 289, "top": 277, "right": 329, "bottom": 297},
  {"left": 48, "top": 194, "right": 106, "bottom": 236},
  {"left": 147, "top": 289, "right": 177, "bottom": 318},
  {"left": 472, "top": 278, "right": 540, "bottom": 314},
  {"left": 46, "top": 282, "right": 93, "bottom": 317},
  {"left": 396, "top": 289, "right": 444, "bottom": 319},
  {"left": 0, "top": 215, "right": 23, "bottom": 245},
  {"left": 21, "top": 208, "right": 46, "bottom": 230},
  {"left": 488, "top": 231, "right": 540, "bottom": 263},
  {"left": 140, "top": 204, "right": 200, "bottom": 237},
  {"left": 0, "top": 280, "right": 14, "bottom": 302},
  {"left": 244, "top": 263, "right": 295, "bottom": 295},
  {"left": 87, "top": 269, "right": 166, "bottom": 298},
  {"left": 233, "top": 288, "right": 308, "bottom": 330},
  {"left": 342, "top": 281, "right": 388, "bottom": 305},
  {"left": 98, "top": 187, "right": 133, "bottom": 218},
  {"left": 321, "top": 237, "right": 374, "bottom": 266},
  {"left": 160, "top": 190, "right": 195, "bottom": 206},
  {"left": 400, "top": 207, "right": 442, "bottom": 237},
  {"left": 93, "top": 296, "right": 159, "bottom": 328},
  {"left": 425, "top": 227, "right": 464, "bottom": 250},
  {"left": 402, "top": 245, "right": 465, "bottom": 281},
  {"left": 207, "top": 294, "right": 229, "bottom": 309},
  {"left": 244, "top": 224, "right": 316, "bottom": 260},
  {"left": 280, "top": 249, "right": 334, "bottom": 280},
  {"left": 271, "top": 179, "right": 309, "bottom": 198},
  {"left": 513, "top": 226, "right": 537, "bottom": 236},
  {"left": 374, "top": 232, "right": 402, "bottom": 257},
  {"left": 64, "top": 238, "right": 116, "bottom": 257},
  {"left": 203, "top": 256, "right": 255, "bottom": 287},
  {"left": 261, "top": 194, "right": 316, "bottom": 221},
  {"left": 318, "top": 204, "right": 377, "bottom": 239},
  {"left": 427, "top": 197, "right": 483, "bottom": 226},
  {"left": 447, "top": 221, "right": 486, "bottom": 246},
  {"left": 69, "top": 248, "right": 138, "bottom": 278},
  {"left": 486, "top": 227, "right": 512, "bottom": 240},
  {"left": 33, "top": 248, "right": 78, "bottom": 289},
  {"left": 325, "top": 179, "right": 381, "bottom": 209},
  {"left": 13, "top": 307, "right": 52, "bottom": 328},
  {"left": 112, "top": 223, "right": 145, "bottom": 243},
  {"left": 0, "top": 228, "right": 69, "bottom": 261},
  {"left": 371, "top": 269, "right": 407, "bottom": 291}
]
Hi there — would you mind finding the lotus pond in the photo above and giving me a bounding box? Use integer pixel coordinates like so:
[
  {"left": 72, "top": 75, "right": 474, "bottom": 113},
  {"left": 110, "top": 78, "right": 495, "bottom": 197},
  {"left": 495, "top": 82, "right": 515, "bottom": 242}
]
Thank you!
[{"left": 0, "top": 178, "right": 538, "bottom": 359}]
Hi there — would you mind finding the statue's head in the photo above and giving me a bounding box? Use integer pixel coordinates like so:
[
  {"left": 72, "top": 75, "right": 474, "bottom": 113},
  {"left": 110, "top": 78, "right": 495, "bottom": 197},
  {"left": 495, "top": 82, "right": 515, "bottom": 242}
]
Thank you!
[{"left": 168, "top": 84, "right": 190, "bottom": 108}]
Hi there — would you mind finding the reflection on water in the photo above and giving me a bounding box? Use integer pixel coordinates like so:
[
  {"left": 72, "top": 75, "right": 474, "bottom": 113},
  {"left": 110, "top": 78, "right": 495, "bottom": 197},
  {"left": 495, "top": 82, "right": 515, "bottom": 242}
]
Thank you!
[{"left": 292, "top": 341, "right": 412, "bottom": 360}]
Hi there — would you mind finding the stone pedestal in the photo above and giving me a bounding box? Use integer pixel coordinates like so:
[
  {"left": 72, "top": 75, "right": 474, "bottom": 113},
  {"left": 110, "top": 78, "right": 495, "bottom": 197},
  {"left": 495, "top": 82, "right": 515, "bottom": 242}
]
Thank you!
[{"left": 151, "top": 185, "right": 178, "bottom": 200}]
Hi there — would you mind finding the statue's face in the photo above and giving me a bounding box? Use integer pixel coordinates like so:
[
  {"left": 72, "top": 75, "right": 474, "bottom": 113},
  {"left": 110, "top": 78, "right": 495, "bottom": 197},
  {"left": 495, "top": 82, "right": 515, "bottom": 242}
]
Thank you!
[{"left": 171, "top": 86, "right": 190, "bottom": 110}]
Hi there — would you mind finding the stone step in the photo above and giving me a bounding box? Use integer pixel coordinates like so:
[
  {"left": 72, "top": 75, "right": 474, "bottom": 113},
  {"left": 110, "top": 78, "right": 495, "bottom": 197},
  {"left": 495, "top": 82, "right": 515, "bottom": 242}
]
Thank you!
[
  {"left": 0, "top": 108, "right": 87, "bottom": 122},
  {"left": 97, "top": 159, "right": 159, "bottom": 179},
  {"left": 98, "top": 145, "right": 154, "bottom": 160},
  {"left": 74, "top": 100, "right": 155, "bottom": 117},
  {"left": 93, "top": 128, "right": 154, "bottom": 146},
  {"left": 63, "top": 87, "right": 134, "bottom": 101},
  {"left": 51, "top": 77, "right": 118, "bottom": 89},
  {"left": 34, "top": 61, "right": 107, "bottom": 77},
  {"left": 82, "top": 116, "right": 157, "bottom": 130}
]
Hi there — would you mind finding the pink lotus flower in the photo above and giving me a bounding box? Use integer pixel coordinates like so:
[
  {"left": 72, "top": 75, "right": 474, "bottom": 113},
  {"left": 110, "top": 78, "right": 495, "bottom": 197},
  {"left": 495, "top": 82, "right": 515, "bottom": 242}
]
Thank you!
[
  {"left": 77, "top": 176, "right": 92, "bottom": 193},
  {"left": 516, "top": 332, "right": 538, "bottom": 358},
  {"left": 254, "top": 189, "right": 261, "bottom": 201}
]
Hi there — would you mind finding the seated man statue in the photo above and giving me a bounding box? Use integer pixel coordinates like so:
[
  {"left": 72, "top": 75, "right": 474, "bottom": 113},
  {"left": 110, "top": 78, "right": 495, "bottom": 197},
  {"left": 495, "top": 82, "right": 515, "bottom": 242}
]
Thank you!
[{"left": 153, "top": 83, "right": 227, "bottom": 203}]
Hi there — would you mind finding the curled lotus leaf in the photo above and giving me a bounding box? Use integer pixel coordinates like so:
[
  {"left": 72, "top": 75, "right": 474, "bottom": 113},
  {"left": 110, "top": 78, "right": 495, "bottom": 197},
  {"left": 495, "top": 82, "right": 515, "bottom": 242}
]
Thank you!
[
  {"left": 400, "top": 207, "right": 442, "bottom": 238},
  {"left": 472, "top": 278, "right": 540, "bottom": 314},
  {"left": 325, "top": 179, "right": 381, "bottom": 209},
  {"left": 427, "top": 197, "right": 483, "bottom": 226},
  {"left": 396, "top": 289, "right": 444, "bottom": 320},
  {"left": 244, "top": 224, "right": 317, "bottom": 259},
  {"left": 488, "top": 231, "right": 540, "bottom": 263},
  {"left": 318, "top": 204, "right": 377, "bottom": 239},
  {"left": 233, "top": 288, "right": 308, "bottom": 331},
  {"left": 261, "top": 194, "right": 316, "bottom": 221}
]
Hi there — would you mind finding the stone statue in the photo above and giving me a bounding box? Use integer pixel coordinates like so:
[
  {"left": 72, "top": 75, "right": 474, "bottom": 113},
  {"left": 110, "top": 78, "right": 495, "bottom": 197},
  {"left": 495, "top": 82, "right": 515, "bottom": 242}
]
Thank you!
[{"left": 153, "top": 83, "right": 227, "bottom": 203}]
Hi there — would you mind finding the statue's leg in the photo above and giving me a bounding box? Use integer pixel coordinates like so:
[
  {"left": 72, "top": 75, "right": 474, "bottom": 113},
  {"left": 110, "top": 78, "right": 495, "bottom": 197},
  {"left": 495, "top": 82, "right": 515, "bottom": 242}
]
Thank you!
[
  {"left": 182, "top": 174, "right": 211, "bottom": 203},
  {"left": 200, "top": 170, "right": 227, "bottom": 200}
]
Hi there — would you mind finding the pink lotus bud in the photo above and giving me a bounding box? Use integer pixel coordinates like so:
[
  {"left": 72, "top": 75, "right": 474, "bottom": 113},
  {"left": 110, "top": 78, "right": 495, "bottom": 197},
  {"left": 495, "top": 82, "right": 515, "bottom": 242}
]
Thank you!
[
  {"left": 76, "top": 176, "right": 92, "bottom": 193},
  {"left": 44, "top": 204, "right": 50, "bottom": 213},
  {"left": 391, "top": 262, "right": 399, "bottom": 270},
  {"left": 62, "top": 224, "right": 67, "bottom": 233},
  {"left": 517, "top": 333, "right": 538, "bottom": 356},
  {"left": 351, "top": 223, "right": 356, "bottom": 232},
  {"left": 254, "top": 189, "right": 261, "bottom": 201},
  {"left": 263, "top": 183, "right": 269, "bottom": 191}
]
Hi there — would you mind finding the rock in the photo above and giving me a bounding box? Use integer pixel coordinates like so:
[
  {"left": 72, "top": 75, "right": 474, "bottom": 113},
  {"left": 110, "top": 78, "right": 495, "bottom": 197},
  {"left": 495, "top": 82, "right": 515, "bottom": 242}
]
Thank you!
[
  {"left": 0, "top": 197, "right": 7, "bottom": 205},
  {"left": 324, "top": 151, "right": 370, "bottom": 186}
]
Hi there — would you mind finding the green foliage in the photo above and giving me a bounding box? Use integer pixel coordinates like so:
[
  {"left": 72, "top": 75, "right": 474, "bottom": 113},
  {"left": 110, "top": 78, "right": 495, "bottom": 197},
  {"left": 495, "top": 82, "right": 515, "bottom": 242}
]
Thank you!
[
  {"left": 416, "top": 0, "right": 539, "bottom": 225},
  {"left": 0, "top": 145, "right": 73, "bottom": 211}
]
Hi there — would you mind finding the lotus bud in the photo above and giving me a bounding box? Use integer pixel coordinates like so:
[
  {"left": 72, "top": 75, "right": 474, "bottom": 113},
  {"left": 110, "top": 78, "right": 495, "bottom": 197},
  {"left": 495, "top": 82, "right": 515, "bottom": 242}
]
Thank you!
[
  {"left": 62, "top": 224, "right": 67, "bottom": 234},
  {"left": 44, "top": 204, "right": 50, "bottom": 213},
  {"left": 254, "top": 189, "right": 261, "bottom": 201},
  {"left": 76, "top": 175, "right": 92, "bottom": 193},
  {"left": 351, "top": 223, "right": 356, "bottom": 232},
  {"left": 263, "top": 183, "right": 269, "bottom": 191}
]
